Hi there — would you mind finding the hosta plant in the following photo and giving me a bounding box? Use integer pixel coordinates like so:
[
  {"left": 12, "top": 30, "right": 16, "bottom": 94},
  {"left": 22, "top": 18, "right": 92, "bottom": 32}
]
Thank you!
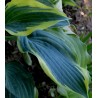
[{"left": 5, "top": 0, "right": 91, "bottom": 98}]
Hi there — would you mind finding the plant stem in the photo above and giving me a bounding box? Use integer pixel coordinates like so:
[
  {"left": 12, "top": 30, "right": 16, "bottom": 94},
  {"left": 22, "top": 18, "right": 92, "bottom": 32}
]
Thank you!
[{"left": 5, "top": 36, "right": 17, "bottom": 41}]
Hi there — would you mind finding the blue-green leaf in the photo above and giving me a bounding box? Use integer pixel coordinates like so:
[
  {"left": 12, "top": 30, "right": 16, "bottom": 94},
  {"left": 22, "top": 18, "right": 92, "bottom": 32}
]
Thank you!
[
  {"left": 5, "top": 61, "right": 35, "bottom": 98},
  {"left": 5, "top": 88, "right": 17, "bottom": 98},
  {"left": 17, "top": 29, "right": 91, "bottom": 97},
  {"left": 50, "top": 20, "right": 70, "bottom": 28}
]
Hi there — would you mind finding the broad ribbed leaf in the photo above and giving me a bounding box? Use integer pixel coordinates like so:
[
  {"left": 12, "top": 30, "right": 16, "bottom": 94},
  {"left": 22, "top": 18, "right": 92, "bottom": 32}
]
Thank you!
[
  {"left": 45, "top": 28, "right": 91, "bottom": 68},
  {"left": 17, "top": 29, "right": 91, "bottom": 97},
  {"left": 5, "top": 61, "right": 35, "bottom": 98},
  {"left": 5, "top": 0, "right": 69, "bottom": 36},
  {"left": 5, "top": 87, "right": 38, "bottom": 98}
]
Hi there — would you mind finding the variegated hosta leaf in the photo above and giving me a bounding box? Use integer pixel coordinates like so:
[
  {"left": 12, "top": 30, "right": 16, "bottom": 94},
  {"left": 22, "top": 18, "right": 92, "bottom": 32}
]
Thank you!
[
  {"left": 62, "top": 0, "right": 77, "bottom": 6},
  {"left": 36, "top": 0, "right": 54, "bottom": 7},
  {"left": 5, "top": 61, "right": 35, "bottom": 98},
  {"left": 17, "top": 29, "right": 91, "bottom": 97},
  {"left": 57, "top": 85, "right": 86, "bottom": 98},
  {"left": 50, "top": 20, "right": 70, "bottom": 28},
  {"left": 5, "top": 0, "right": 69, "bottom": 36}
]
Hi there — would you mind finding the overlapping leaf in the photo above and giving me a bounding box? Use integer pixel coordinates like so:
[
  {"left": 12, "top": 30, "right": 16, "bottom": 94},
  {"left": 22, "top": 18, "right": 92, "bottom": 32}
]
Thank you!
[
  {"left": 5, "top": 0, "right": 69, "bottom": 36},
  {"left": 62, "top": 0, "right": 77, "bottom": 6},
  {"left": 36, "top": 0, "right": 54, "bottom": 7},
  {"left": 57, "top": 85, "right": 86, "bottom": 98},
  {"left": 5, "top": 61, "right": 35, "bottom": 98},
  {"left": 17, "top": 29, "right": 91, "bottom": 97},
  {"left": 50, "top": 20, "right": 70, "bottom": 28}
]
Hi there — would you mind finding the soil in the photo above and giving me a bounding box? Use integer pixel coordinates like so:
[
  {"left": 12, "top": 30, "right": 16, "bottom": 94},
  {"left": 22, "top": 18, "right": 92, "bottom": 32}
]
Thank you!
[
  {"left": 63, "top": 0, "right": 92, "bottom": 35},
  {"left": 5, "top": 0, "right": 92, "bottom": 98}
]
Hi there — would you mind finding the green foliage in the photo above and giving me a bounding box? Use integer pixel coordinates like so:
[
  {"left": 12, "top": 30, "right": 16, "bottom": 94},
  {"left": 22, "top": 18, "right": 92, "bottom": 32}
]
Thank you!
[
  {"left": 22, "top": 52, "right": 32, "bottom": 66},
  {"left": 80, "top": 31, "right": 92, "bottom": 75},
  {"left": 17, "top": 28, "right": 90, "bottom": 97},
  {"left": 62, "top": 0, "right": 77, "bottom": 6},
  {"left": 57, "top": 86, "right": 86, "bottom": 98},
  {"left": 5, "top": 88, "right": 17, "bottom": 98},
  {"left": 5, "top": 0, "right": 91, "bottom": 98},
  {"left": 5, "top": 0, "right": 69, "bottom": 36},
  {"left": 5, "top": 61, "right": 36, "bottom": 98},
  {"left": 82, "top": 32, "right": 92, "bottom": 43},
  {"left": 88, "top": 91, "right": 92, "bottom": 98},
  {"left": 5, "top": 35, "right": 17, "bottom": 41}
]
